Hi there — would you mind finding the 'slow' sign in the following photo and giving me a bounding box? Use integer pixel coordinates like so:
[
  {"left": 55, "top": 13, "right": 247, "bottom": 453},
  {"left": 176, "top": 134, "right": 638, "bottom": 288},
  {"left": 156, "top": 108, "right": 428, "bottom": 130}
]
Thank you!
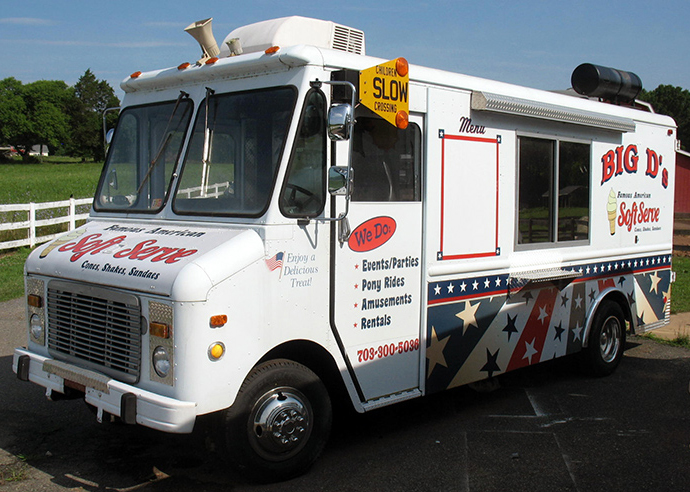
[{"left": 359, "top": 58, "right": 409, "bottom": 128}]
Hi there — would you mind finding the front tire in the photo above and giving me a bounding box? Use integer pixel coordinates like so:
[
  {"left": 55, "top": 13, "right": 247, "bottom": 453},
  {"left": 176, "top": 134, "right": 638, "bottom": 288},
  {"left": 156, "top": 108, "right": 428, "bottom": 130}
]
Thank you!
[
  {"left": 579, "top": 300, "right": 626, "bottom": 376},
  {"left": 221, "top": 359, "right": 332, "bottom": 482}
]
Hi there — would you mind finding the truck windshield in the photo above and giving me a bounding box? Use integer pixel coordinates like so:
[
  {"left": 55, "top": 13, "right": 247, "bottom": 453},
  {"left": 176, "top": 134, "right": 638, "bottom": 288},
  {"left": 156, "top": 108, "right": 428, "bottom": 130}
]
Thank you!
[
  {"left": 173, "top": 87, "right": 296, "bottom": 216},
  {"left": 95, "top": 97, "right": 193, "bottom": 212}
]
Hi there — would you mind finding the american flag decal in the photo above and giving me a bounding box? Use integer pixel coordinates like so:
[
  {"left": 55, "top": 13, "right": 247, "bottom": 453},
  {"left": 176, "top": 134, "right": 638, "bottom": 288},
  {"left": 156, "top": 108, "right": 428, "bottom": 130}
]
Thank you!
[{"left": 265, "top": 252, "right": 284, "bottom": 272}]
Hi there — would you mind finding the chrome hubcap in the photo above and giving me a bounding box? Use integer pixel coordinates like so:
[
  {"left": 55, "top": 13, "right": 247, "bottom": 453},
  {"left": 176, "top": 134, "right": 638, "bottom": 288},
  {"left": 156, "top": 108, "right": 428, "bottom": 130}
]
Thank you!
[
  {"left": 599, "top": 315, "right": 621, "bottom": 363},
  {"left": 250, "top": 387, "right": 312, "bottom": 461}
]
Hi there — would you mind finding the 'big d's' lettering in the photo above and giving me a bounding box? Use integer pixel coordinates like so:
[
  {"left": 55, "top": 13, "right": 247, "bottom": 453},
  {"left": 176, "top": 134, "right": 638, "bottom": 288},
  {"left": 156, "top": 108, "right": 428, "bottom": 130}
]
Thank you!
[
  {"left": 646, "top": 148, "right": 662, "bottom": 179},
  {"left": 601, "top": 144, "right": 639, "bottom": 185}
]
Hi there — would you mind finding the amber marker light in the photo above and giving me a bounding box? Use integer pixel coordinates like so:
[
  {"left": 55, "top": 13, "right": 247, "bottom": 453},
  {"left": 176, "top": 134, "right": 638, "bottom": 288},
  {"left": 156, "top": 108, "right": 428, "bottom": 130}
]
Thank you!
[
  {"left": 150, "top": 322, "right": 170, "bottom": 339},
  {"left": 130, "top": 71, "right": 142, "bottom": 79},
  {"left": 205, "top": 57, "right": 219, "bottom": 65},
  {"left": 396, "top": 57, "right": 409, "bottom": 77},
  {"left": 396, "top": 111, "right": 409, "bottom": 130},
  {"left": 27, "top": 294, "right": 43, "bottom": 308},
  {"left": 265, "top": 46, "right": 280, "bottom": 54},
  {"left": 208, "top": 342, "right": 226, "bottom": 361},
  {"left": 210, "top": 315, "right": 228, "bottom": 327},
  {"left": 178, "top": 62, "right": 191, "bottom": 70}
]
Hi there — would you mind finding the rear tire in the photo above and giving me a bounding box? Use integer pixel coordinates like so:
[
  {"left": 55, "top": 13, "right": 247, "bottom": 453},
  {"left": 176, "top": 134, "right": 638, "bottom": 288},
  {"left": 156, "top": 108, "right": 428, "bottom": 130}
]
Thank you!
[
  {"left": 579, "top": 300, "right": 626, "bottom": 376},
  {"left": 221, "top": 359, "right": 332, "bottom": 482}
]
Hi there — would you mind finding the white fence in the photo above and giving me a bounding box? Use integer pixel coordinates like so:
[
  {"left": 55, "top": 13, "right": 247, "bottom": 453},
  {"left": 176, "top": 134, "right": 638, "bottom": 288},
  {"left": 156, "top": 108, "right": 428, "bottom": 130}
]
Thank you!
[{"left": 0, "top": 197, "right": 92, "bottom": 251}]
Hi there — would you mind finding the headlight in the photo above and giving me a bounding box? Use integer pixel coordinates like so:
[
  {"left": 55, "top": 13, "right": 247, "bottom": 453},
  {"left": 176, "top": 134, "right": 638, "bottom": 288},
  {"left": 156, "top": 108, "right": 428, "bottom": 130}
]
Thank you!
[
  {"left": 152, "top": 346, "right": 171, "bottom": 378},
  {"left": 30, "top": 314, "right": 44, "bottom": 341}
]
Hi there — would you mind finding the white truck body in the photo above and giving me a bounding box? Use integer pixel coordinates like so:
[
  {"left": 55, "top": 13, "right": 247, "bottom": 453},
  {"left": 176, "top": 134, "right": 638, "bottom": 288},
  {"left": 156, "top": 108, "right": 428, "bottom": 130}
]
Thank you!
[{"left": 13, "top": 16, "right": 676, "bottom": 479}]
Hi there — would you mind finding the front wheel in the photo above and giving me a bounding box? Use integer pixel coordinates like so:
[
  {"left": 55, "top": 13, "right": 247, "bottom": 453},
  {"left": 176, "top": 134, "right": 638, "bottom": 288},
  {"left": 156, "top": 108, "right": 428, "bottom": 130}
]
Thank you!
[
  {"left": 220, "top": 359, "right": 332, "bottom": 482},
  {"left": 579, "top": 300, "right": 626, "bottom": 376}
]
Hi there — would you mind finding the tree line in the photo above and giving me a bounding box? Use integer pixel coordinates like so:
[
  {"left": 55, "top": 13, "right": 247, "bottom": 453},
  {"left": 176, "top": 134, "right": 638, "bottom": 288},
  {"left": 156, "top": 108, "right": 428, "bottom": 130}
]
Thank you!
[
  {"left": 0, "top": 70, "right": 120, "bottom": 162},
  {"left": 0, "top": 72, "right": 689, "bottom": 162}
]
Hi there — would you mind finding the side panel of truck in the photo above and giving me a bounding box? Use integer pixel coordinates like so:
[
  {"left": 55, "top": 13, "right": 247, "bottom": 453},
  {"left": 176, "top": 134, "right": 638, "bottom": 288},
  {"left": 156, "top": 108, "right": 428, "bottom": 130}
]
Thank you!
[{"left": 420, "top": 86, "right": 674, "bottom": 393}]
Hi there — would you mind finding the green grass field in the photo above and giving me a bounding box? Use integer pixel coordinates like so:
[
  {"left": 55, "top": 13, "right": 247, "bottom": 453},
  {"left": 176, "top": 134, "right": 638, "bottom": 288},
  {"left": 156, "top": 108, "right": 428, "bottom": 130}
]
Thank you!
[
  {"left": 0, "top": 158, "right": 102, "bottom": 301},
  {"left": 0, "top": 158, "right": 102, "bottom": 204}
]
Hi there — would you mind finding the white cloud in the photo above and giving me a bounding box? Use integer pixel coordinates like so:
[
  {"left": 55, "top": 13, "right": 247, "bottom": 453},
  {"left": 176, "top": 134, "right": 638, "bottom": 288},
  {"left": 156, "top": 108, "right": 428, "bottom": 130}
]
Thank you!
[{"left": 0, "top": 17, "right": 56, "bottom": 26}]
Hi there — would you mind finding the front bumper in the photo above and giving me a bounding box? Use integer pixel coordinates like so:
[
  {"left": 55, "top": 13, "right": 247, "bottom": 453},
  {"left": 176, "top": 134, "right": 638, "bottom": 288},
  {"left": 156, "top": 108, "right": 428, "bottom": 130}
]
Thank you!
[{"left": 13, "top": 348, "right": 197, "bottom": 434}]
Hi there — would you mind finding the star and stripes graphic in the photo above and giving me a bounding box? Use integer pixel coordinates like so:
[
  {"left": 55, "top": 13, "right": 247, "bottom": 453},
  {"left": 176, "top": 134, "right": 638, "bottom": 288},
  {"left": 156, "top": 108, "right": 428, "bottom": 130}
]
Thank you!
[
  {"left": 265, "top": 252, "right": 284, "bottom": 275},
  {"left": 425, "top": 255, "right": 672, "bottom": 394}
]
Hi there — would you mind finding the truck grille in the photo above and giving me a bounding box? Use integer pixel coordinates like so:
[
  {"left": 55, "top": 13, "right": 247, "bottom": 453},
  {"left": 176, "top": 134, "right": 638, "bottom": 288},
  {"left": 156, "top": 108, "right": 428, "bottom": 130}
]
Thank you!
[{"left": 47, "top": 281, "right": 141, "bottom": 383}]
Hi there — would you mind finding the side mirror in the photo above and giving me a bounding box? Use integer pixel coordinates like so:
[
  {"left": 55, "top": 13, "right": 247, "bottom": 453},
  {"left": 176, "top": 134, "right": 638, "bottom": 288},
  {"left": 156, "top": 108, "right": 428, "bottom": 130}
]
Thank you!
[
  {"left": 328, "top": 166, "right": 351, "bottom": 195},
  {"left": 105, "top": 128, "right": 115, "bottom": 145},
  {"left": 328, "top": 104, "right": 353, "bottom": 141}
]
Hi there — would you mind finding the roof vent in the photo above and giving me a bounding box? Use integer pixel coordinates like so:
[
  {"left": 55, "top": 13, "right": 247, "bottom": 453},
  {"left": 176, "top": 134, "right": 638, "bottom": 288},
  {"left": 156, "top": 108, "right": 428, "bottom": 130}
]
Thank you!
[
  {"left": 332, "top": 24, "right": 365, "bottom": 54},
  {"left": 218, "top": 17, "right": 365, "bottom": 57}
]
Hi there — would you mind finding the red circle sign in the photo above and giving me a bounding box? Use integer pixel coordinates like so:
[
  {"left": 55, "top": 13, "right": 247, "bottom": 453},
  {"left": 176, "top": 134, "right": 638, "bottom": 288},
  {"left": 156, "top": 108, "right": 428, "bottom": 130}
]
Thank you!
[{"left": 348, "top": 216, "right": 397, "bottom": 252}]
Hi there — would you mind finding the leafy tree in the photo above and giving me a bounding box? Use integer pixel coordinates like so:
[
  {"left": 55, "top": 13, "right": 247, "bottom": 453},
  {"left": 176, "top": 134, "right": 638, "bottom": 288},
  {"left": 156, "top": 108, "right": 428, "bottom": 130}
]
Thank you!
[
  {"left": 639, "top": 85, "right": 690, "bottom": 151},
  {"left": 0, "top": 77, "right": 29, "bottom": 151},
  {"left": 68, "top": 69, "right": 120, "bottom": 161},
  {"left": 0, "top": 77, "right": 74, "bottom": 161}
]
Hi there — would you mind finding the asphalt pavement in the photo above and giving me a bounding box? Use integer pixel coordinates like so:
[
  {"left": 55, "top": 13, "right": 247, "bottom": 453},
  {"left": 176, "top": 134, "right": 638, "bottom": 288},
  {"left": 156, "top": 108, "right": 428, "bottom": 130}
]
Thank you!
[{"left": 1, "top": 296, "right": 690, "bottom": 491}]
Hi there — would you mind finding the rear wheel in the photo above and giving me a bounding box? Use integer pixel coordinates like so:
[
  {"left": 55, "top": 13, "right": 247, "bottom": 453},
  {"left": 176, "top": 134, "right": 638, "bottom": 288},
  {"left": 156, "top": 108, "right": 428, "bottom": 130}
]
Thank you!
[
  {"left": 579, "top": 300, "right": 626, "bottom": 376},
  {"left": 221, "top": 359, "right": 332, "bottom": 482}
]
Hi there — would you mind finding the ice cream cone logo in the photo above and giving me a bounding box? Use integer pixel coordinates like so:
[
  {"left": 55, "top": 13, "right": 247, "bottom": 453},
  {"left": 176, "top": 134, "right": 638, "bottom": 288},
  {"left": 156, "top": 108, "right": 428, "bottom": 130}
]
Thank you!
[
  {"left": 39, "top": 229, "right": 85, "bottom": 259},
  {"left": 606, "top": 189, "right": 617, "bottom": 235}
]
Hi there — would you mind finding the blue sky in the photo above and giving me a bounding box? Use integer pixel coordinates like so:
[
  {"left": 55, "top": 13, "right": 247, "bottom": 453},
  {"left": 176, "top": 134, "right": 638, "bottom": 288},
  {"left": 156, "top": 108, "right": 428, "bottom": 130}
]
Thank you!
[{"left": 2, "top": 0, "right": 689, "bottom": 100}]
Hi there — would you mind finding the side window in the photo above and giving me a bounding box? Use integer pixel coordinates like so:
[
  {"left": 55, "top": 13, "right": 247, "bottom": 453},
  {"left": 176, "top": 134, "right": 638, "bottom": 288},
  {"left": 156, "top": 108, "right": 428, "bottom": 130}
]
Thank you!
[
  {"left": 280, "top": 90, "right": 326, "bottom": 217},
  {"left": 351, "top": 117, "right": 421, "bottom": 202},
  {"left": 517, "top": 136, "right": 590, "bottom": 245}
]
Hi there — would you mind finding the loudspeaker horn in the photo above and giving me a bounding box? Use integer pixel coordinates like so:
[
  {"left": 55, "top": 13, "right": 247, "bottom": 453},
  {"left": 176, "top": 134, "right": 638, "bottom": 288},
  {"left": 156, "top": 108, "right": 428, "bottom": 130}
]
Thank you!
[{"left": 185, "top": 18, "right": 220, "bottom": 64}]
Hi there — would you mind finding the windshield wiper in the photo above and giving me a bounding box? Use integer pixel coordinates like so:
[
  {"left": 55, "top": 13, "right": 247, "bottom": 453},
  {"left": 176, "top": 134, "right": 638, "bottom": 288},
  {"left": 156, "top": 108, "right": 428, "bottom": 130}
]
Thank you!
[{"left": 136, "top": 90, "right": 190, "bottom": 196}]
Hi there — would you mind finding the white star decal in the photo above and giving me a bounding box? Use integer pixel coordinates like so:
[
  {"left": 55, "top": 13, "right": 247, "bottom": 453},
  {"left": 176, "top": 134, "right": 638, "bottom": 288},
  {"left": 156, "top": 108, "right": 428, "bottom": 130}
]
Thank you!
[
  {"left": 649, "top": 271, "right": 661, "bottom": 294},
  {"left": 495, "top": 277, "right": 502, "bottom": 287},
  {"left": 472, "top": 280, "right": 479, "bottom": 290},
  {"left": 426, "top": 326, "right": 450, "bottom": 377},
  {"left": 434, "top": 284, "right": 441, "bottom": 296},
  {"left": 456, "top": 301, "right": 480, "bottom": 333},
  {"left": 447, "top": 283, "right": 455, "bottom": 294},
  {"left": 572, "top": 322, "right": 583, "bottom": 341},
  {"left": 460, "top": 281, "right": 467, "bottom": 292},
  {"left": 523, "top": 338, "right": 538, "bottom": 364},
  {"left": 484, "top": 278, "right": 491, "bottom": 289},
  {"left": 538, "top": 305, "right": 549, "bottom": 324}
]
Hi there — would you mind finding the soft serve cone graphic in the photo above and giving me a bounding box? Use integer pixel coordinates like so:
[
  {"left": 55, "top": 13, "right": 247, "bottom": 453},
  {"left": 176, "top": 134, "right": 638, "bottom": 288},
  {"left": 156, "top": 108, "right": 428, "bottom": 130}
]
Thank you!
[
  {"left": 607, "top": 189, "right": 617, "bottom": 235},
  {"left": 39, "top": 229, "right": 84, "bottom": 258}
]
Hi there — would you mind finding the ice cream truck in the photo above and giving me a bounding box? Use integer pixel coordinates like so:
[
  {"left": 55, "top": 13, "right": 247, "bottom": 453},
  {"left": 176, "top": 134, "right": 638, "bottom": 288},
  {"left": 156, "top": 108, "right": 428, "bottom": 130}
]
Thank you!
[{"left": 13, "top": 16, "right": 676, "bottom": 480}]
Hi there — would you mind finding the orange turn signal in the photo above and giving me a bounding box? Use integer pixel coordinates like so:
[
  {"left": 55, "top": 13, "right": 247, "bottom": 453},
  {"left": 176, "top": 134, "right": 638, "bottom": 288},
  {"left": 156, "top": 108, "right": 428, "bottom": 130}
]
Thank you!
[
  {"left": 210, "top": 315, "right": 228, "bottom": 327},
  {"left": 27, "top": 294, "right": 43, "bottom": 308},
  {"left": 178, "top": 62, "right": 191, "bottom": 70},
  {"left": 205, "top": 57, "right": 219, "bottom": 65},
  {"left": 265, "top": 46, "right": 280, "bottom": 55},
  {"left": 150, "top": 322, "right": 170, "bottom": 339},
  {"left": 130, "top": 71, "right": 142, "bottom": 79}
]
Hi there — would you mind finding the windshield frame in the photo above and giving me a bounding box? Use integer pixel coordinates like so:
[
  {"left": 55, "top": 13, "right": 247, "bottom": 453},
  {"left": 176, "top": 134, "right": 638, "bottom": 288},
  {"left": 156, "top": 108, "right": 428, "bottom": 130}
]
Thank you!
[
  {"left": 94, "top": 97, "right": 194, "bottom": 214},
  {"left": 171, "top": 85, "right": 298, "bottom": 219}
]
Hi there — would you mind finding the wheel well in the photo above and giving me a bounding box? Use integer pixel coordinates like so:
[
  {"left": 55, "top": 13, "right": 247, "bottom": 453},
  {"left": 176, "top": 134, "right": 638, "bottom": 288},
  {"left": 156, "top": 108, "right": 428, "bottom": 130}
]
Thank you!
[
  {"left": 585, "top": 290, "right": 633, "bottom": 348},
  {"left": 602, "top": 291, "right": 633, "bottom": 333},
  {"left": 259, "top": 340, "right": 353, "bottom": 411}
]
